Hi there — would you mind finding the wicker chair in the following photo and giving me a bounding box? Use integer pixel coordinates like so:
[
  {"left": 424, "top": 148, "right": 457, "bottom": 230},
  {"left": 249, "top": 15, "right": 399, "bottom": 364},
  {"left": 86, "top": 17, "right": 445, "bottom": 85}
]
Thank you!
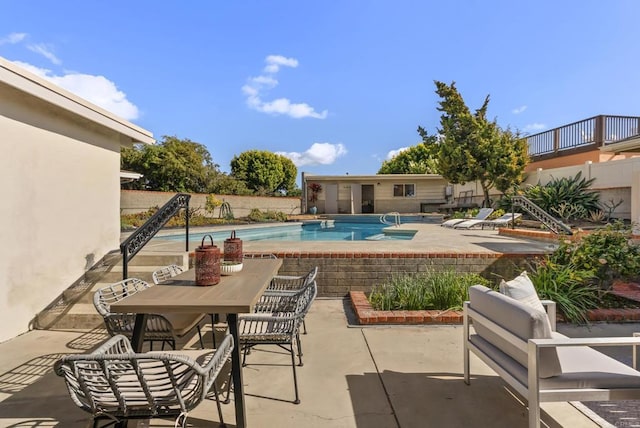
[
  {"left": 263, "top": 266, "right": 318, "bottom": 335},
  {"left": 93, "top": 278, "right": 206, "bottom": 350},
  {"left": 151, "top": 264, "right": 184, "bottom": 285},
  {"left": 238, "top": 279, "right": 317, "bottom": 404},
  {"left": 153, "top": 265, "right": 221, "bottom": 348},
  {"left": 55, "top": 333, "right": 233, "bottom": 428}
]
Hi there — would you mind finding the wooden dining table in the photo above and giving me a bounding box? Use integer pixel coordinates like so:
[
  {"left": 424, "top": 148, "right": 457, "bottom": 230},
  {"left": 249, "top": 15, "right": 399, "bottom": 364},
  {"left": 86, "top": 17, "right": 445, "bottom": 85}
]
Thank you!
[{"left": 110, "top": 257, "right": 283, "bottom": 428}]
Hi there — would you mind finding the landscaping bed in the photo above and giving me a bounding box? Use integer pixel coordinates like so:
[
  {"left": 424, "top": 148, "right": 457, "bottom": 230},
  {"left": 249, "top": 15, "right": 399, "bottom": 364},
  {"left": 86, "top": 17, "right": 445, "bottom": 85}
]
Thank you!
[{"left": 350, "top": 281, "right": 640, "bottom": 325}]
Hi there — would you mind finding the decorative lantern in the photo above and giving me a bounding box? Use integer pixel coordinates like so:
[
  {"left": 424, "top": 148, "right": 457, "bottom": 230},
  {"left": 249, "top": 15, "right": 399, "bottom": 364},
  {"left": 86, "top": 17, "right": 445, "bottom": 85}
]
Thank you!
[
  {"left": 195, "top": 235, "right": 220, "bottom": 286},
  {"left": 223, "top": 230, "right": 243, "bottom": 263}
]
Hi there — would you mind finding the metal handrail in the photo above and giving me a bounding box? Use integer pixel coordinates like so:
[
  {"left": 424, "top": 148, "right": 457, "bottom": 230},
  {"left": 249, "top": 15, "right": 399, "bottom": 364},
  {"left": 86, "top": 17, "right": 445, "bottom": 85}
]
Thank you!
[
  {"left": 380, "top": 212, "right": 401, "bottom": 227},
  {"left": 511, "top": 196, "right": 572, "bottom": 235},
  {"left": 120, "top": 193, "right": 191, "bottom": 279}
]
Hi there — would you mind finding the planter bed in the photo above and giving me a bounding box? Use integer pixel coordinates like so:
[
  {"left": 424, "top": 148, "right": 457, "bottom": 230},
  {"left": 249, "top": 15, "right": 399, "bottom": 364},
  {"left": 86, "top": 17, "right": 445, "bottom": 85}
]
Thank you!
[{"left": 349, "top": 281, "right": 640, "bottom": 325}]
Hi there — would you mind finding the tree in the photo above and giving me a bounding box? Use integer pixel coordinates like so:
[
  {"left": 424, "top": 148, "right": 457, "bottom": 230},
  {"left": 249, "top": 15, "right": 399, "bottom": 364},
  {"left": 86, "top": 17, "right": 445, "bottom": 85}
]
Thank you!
[
  {"left": 433, "top": 81, "right": 528, "bottom": 206},
  {"left": 121, "top": 135, "right": 220, "bottom": 193},
  {"left": 378, "top": 134, "right": 439, "bottom": 174},
  {"left": 230, "top": 150, "right": 298, "bottom": 195}
]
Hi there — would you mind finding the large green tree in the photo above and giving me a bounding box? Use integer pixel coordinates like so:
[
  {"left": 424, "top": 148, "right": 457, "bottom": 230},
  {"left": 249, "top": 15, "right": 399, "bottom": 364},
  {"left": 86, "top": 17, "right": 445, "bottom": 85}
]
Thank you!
[
  {"left": 122, "top": 136, "right": 221, "bottom": 193},
  {"left": 230, "top": 150, "right": 298, "bottom": 195},
  {"left": 378, "top": 134, "right": 439, "bottom": 174},
  {"left": 433, "top": 81, "right": 528, "bottom": 206}
]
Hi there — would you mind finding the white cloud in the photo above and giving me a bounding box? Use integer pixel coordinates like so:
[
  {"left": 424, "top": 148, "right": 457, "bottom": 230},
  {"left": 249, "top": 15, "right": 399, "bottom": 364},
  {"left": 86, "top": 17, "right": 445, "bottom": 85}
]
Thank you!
[
  {"left": 523, "top": 122, "right": 546, "bottom": 132},
  {"left": 12, "top": 61, "right": 139, "bottom": 120},
  {"left": 0, "top": 32, "right": 27, "bottom": 45},
  {"left": 264, "top": 55, "right": 299, "bottom": 73},
  {"left": 259, "top": 98, "right": 327, "bottom": 119},
  {"left": 277, "top": 142, "right": 347, "bottom": 166},
  {"left": 386, "top": 147, "right": 409, "bottom": 160},
  {"left": 512, "top": 105, "right": 527, "bottom": 114},
  {"left": 242, "top": 55, "right": 327, "bottom": 119},
  {"left": 27, "top": 43, "right": 62, "bottom": 65}
]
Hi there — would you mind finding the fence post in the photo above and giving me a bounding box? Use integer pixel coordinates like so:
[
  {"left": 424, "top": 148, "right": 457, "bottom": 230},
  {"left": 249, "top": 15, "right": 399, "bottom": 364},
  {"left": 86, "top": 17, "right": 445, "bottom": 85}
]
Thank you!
[{"left": 595, "top": 115, "right": 605, "bottom": 146}]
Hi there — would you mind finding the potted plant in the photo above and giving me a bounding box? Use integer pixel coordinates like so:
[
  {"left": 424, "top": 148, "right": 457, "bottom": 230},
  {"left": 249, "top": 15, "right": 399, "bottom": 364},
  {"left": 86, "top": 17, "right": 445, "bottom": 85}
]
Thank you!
[{"left": 308, "top": 183, "right": 322, "bottom": 214}]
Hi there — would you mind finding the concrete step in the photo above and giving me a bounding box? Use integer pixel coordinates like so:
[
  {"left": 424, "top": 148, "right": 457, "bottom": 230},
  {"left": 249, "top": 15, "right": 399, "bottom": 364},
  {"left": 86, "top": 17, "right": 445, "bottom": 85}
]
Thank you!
[{"left": 36, "top": 250, "right": 188, "bottom": 331}]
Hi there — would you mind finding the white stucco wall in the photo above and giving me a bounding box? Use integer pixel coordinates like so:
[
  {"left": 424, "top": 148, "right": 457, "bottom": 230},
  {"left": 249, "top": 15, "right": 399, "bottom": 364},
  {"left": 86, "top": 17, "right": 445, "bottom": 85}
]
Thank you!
[{"left": 0, "top": 58, "right": 153, "bottom": 343}]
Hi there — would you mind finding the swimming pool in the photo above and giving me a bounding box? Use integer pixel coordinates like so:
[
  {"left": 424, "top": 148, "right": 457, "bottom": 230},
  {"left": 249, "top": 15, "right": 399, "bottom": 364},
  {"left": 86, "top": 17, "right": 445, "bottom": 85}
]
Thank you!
[{"left": 157, "top": 220, "right": 416, "bottom": 242}]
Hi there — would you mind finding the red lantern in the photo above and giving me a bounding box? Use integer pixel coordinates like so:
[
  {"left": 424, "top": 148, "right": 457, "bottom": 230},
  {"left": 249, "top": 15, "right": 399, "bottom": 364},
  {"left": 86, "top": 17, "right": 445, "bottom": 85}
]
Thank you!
[
  {"left": 224, "top": 230, "right": 243, "bottom": 263},
  {"left": 195, "top": 235, "right": 220, "bottom": 286}
]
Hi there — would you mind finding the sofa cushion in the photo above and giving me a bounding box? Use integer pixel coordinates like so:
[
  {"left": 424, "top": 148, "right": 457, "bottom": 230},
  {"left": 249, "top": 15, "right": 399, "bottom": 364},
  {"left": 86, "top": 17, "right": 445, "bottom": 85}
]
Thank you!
[
  {"left": 469, "top": 285, "right": 562, "bottom": 378},
  {"left": 499, "top": 271, "right": 545, "bottom": 313}
]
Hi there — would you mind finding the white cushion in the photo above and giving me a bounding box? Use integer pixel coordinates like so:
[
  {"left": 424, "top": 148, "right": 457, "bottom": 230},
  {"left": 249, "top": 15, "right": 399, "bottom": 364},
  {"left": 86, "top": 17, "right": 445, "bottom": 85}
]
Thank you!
[{"left": 500, "top": 271, "right": 546, "bottom": 314}]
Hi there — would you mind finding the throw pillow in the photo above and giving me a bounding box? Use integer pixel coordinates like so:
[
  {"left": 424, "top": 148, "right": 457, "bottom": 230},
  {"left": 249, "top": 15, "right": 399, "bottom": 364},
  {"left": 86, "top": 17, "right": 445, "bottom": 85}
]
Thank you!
[{"left": 499, "top": 271, "right": 546, "bottom": 314}]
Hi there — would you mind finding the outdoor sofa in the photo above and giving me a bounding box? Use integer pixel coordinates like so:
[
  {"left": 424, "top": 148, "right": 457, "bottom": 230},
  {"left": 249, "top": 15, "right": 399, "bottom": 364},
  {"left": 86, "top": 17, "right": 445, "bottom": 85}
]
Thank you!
[{"left": 464, "top": 281, "right": 640, "bottom": 428}]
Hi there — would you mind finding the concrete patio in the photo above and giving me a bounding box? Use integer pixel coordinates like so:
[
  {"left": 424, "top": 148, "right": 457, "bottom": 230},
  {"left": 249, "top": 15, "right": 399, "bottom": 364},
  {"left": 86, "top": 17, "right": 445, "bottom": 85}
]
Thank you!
[{"left": 0, "top": 299, "right": 618, "bottom": 428}]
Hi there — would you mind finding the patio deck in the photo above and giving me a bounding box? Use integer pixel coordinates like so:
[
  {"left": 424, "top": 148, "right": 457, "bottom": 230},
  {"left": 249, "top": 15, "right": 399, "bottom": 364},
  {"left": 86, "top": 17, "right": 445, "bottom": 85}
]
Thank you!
[{"left": 0, "top": 299, "right": 613, "bottom": 427}]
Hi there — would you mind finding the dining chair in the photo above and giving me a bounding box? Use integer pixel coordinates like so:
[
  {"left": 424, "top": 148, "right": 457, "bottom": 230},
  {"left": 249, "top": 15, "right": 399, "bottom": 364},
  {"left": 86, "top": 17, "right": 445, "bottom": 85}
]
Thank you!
[
  {"left": 55, "top": 333, "right": 233, "bottom": 428},
  {"left": 264, "top": 266, "right": 318, "bottom": 335},
  {"left": 93, "top": 278, "right": 206, "bottom": 350},
  {"left": 238, "top": 279, "right": 317, "bottom": 404},
  {"left": 152, "top": 265, "right": 218, "bottom": 347},
  {"left": 151, "top": 264, "right": 184, "bottom": 284}
]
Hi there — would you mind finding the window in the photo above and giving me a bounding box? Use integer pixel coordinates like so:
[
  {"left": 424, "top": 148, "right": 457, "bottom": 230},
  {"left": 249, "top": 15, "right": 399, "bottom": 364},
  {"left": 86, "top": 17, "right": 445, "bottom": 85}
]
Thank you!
[{"left": 393, "top": 184, "right": 415, "bottom": 197}]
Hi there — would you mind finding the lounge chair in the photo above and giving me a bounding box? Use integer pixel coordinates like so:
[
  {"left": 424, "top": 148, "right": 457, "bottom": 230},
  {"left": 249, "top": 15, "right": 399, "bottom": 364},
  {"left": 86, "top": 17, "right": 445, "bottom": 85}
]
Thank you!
[
  {"left": 441, "top": 208, "right": 494, "bottom": 228},
  {"left": 454, "top": 212, "right": 522, "bottom": 229}
]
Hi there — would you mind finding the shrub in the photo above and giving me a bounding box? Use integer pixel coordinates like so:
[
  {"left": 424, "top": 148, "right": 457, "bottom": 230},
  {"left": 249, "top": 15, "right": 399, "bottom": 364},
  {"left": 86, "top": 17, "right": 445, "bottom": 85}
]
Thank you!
[
  {"left": 369, "top": 269, "right": 490, "bottom": 311},
  {"left": 496, "top": 172, "right": 600, "bottom": 221},
  {"left": 550, "top": 221, "right": 640, "bottom": 289},
  {"left": 527, "top": 260, "right": 598, "bottom": 324},
  {"left": 247, "top": 209, "right": 287, "bottom": 222}
]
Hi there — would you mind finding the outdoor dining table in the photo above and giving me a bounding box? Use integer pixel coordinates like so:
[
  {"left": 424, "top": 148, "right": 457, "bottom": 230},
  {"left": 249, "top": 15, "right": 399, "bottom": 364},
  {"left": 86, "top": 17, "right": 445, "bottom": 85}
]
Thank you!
[{"left": 110, "top": 257, "right": 283, "bottom": 428}]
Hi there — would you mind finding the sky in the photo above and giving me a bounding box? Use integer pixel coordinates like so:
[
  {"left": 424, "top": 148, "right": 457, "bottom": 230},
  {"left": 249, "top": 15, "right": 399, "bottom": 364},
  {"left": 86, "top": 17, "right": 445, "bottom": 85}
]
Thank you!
[{"left": 2, "top": 1, "right": 640, "bottom": 185}]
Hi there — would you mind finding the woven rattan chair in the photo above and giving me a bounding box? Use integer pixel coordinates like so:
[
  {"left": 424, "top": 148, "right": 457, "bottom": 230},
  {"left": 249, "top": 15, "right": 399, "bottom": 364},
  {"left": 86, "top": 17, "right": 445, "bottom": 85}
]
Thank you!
[
  {"left": 238, "top": 279, "right": 317, "bottom": 404},
  {"left": 264, "top": 266, "right": 318, "bottom": 335},
  {"left": 151, "top": 264, "right": 184, "bottom": 285},
  {"left": 93, "top": 278, "right": 206, "bottom": 350},
  {"left": 153, "top": 265, "right": 221, "bottom": 348},
  {"left": 55, "top": 333, "right": 233, "bottom": 428}
]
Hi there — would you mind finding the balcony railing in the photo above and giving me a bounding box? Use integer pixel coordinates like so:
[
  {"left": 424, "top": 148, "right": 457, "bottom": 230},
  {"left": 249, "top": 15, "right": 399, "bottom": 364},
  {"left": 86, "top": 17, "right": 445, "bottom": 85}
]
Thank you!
[{"left": 527, "top": 115, "right": 640, "bottom": 159}]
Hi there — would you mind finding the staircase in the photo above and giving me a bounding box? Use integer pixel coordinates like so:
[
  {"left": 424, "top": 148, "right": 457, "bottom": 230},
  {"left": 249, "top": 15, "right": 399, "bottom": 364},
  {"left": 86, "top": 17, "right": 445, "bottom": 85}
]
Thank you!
[
  {"left": 33, "top": 251, "right": 189, "bottom": 330},
  {"left": 511, "top": 195, "right": 573, "bottom": 235}
]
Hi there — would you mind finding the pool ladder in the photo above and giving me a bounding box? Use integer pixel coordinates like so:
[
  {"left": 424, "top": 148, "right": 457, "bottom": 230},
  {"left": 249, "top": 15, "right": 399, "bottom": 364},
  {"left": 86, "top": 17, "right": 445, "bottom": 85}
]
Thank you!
[{"left": 380, "top": 212, "right": 401, "bottom": 227}]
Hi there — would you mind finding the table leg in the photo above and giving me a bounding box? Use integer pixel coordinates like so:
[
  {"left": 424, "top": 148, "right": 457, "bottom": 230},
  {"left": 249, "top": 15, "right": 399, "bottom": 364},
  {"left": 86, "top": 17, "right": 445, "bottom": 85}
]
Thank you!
[
  {"left": 131, "top": 313, "right": 147, "bottom": 353},
  {"left": 227, "top": 313, "right": 246, "bottom": 428}
]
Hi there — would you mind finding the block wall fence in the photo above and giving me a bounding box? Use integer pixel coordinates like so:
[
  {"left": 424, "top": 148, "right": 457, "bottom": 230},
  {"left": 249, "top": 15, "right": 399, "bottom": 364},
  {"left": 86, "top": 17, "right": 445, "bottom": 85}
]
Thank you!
[{"left": 121, "top": 189, "right": 301, "bottom": 217}]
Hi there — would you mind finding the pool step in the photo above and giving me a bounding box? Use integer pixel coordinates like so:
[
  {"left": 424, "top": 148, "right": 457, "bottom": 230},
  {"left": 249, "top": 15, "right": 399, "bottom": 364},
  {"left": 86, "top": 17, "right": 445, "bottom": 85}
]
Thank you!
[{"left": 34, "top": 251, "right": 187, "bottom": 331}]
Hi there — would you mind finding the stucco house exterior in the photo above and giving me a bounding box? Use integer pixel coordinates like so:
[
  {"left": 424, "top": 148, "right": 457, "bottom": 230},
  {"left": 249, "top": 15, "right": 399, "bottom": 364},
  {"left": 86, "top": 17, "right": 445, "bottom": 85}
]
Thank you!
[
  {"left": 0, "top": 57, "right": 154, "bottom": 342},
  {"left": 301, "top": 172, "right": 449, "bottom": 214}
]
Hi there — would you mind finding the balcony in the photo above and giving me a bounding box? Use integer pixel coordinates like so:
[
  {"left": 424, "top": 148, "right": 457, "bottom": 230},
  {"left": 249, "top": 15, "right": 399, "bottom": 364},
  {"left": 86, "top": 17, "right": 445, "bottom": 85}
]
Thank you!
[{"left": 527, "top": 115, "right": 640, "bottom": 160}]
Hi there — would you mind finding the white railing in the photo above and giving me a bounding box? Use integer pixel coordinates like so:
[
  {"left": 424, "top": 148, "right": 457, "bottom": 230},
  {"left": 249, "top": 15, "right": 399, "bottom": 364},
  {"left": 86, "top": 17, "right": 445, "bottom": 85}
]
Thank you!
[{"left": 380, "top": 212, "right": 401, "bottom": 227}]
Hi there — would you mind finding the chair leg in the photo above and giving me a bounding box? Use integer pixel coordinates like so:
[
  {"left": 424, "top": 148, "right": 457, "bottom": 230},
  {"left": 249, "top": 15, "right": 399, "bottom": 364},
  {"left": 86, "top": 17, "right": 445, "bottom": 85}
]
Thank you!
[
  {"left": 302, "top": 319, "right": 308, "bottom": 335},
  {"left": 296, "top": 333, "right": 304, "bottom": 366},
  {"left": 210, "top": 314, "right": 217, "bottom": 348},
  {"left": 197, "top": 325, "right": 205, "bottom": 349},
  {"left": 212, "top": 382, "right": 226, "bottom": 427},
  {"left": 290, "top": 345, "right": 300, "bottom": 404}
]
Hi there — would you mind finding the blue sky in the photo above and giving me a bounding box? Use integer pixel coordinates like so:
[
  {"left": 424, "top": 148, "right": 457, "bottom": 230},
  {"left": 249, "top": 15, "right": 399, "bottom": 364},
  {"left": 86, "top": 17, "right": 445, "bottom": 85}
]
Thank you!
[{"left": 2, "top": 1, "right": 640, "bottom": 184}]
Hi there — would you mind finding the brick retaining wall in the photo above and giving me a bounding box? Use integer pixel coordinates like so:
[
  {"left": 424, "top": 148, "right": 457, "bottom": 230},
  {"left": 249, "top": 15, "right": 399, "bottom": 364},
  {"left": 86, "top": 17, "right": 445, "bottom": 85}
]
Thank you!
[{"left": 255, "top": 251, "right": 535, "bottom": 297}]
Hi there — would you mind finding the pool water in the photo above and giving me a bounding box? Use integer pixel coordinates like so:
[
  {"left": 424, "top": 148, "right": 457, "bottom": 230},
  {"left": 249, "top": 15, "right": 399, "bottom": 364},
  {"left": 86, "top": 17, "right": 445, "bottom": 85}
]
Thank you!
[{"left": 158, "top": 221, "right": 415, "bottom": 242}]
